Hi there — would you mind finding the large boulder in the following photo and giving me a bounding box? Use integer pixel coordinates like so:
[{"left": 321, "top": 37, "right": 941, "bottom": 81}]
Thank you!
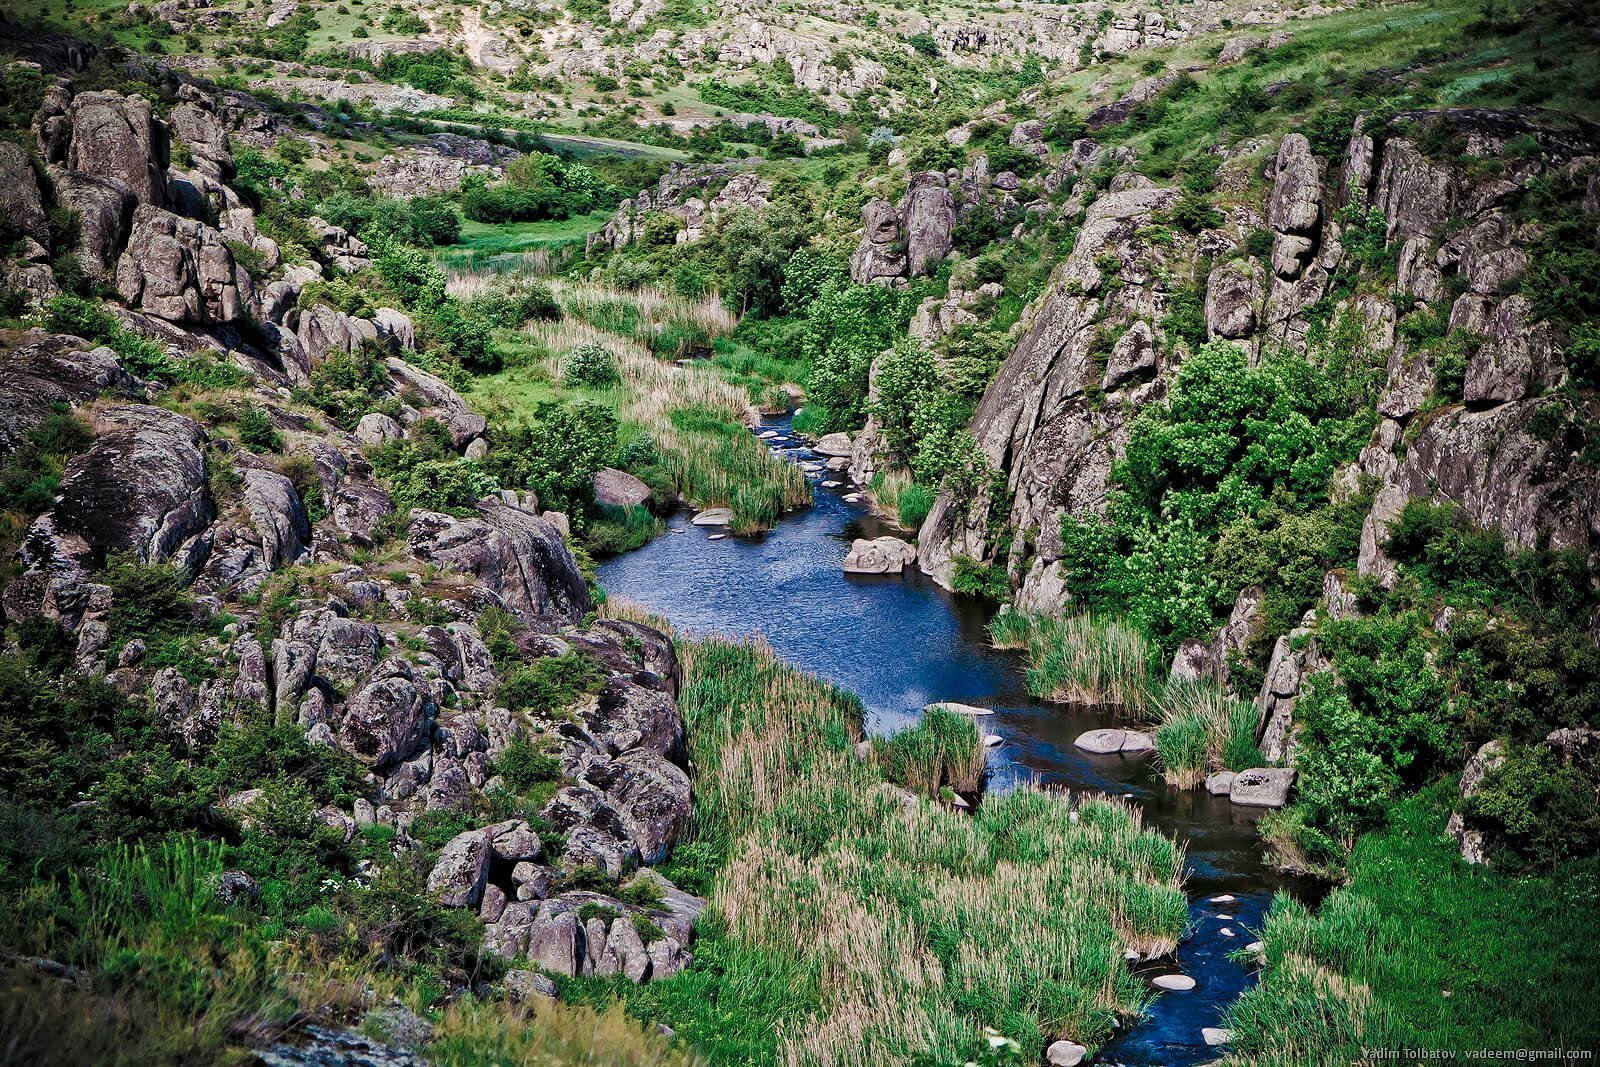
[
  {"left": 1266, "top": 134, "right": 1322, "bottom": 280},
  {"left": 1229, "top": 767, "right": 1296, "bottom": 808},
  {"left": 593, "top": 467, "right": 651, "bottom": 509},
  {"left": 0, "top": 335, "right": 137, "bottom": 455},
  {"left": 843, "top": 536, "right": 918, "bottom": 574},
  {"left": 385, "top": 358, "right": 487, "bottom": 449},
  {"left": 167, "top": 90, "right": 233, "bottom": 183},
  {"left": 1447, "top": 739, "right": 1506, "bottom": 865},
  {"left": 339, "top": 661, "right": 428, "bottom": 767},
  {"left": 408, "top": 498, "right": 590, "bottom": 625},
  {"left": 66, "top": 90, "right": 168, "bottom": 207},
  {"left": 50, "top": 169, "right": 137, "bottom": 283},
  {"left": 0, "top": 142, "right": 50, "bottom": 248},
  {"left": 849, "top": 197, "right": 906, "bottom": 284},
  {"left": 427, "top": 827, "right": 492, "bottom": 907},
  {"left": 15, "top": 404, "right": 211, "bottom": 579},
  {"left": 903, "top": 171, "right": 955, "bottom": 277},
  {"left": 115, "top": 204, "right": 245, "bottom": 324}
]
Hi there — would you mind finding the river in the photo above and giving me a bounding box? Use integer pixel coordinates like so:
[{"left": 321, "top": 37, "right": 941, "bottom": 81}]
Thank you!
[{"left": 597, "top": 415, "right": 1313, "bottom": 1066}]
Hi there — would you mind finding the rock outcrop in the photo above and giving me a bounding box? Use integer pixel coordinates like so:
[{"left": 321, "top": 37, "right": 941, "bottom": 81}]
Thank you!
[{"left": 850, "top": 171, "right": 955, "bottom": 285}]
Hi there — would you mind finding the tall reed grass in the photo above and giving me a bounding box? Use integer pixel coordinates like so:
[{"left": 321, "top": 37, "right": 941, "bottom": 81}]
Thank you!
[
  {"left": 989, "top": 612, "right": 1161, "bottom": 713},
  {"left": 872, "top": 704, "right": 989, "bottom": 797},
  {"left": 629, "top": 628, "right": 1189, "bottom": 1064}
]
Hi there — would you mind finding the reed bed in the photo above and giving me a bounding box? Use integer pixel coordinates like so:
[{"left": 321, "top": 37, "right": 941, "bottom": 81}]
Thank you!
[
  {"left": 660, "top": 631, "right": 1188, "bottom": 1064},
  {"left": 989, "top": 612, "right": 1161, "bottom": 714},
  {"left": 1150, "top": 683, "right": 1262, "bottom": 788},
  {"left": 871, "top": 704, "right": 989, "bottom": 797}
]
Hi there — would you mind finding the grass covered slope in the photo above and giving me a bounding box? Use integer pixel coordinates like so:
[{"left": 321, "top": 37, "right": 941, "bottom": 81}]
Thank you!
[
  {"left": 1225, "top": 790, "right": 1600, "bottom": 1062},
  {"left": 567, "top": 621, "right": 1188, "bottom": 1064}
]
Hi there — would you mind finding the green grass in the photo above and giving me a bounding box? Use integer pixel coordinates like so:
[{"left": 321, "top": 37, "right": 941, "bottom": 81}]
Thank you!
[
  {"left": 559, "top": 628, "right": 1187, "bottom": 1064},
  {"left": 1226, "top": 789, "right": 1600, "bottom": 1062},
  {"left": 436, "top": 215, "right": 612, "bottom": 271}
]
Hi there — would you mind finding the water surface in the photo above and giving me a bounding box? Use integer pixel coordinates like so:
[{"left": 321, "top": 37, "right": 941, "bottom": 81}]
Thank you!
[{"left": 598, "top": 416, "right": 1309, "bottom": 1065}]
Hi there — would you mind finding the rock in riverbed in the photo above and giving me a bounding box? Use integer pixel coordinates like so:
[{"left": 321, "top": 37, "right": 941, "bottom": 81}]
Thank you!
[
  {"left": 1045, "top": 1039, "right": 1088, "bottom": 1066},
  {"left": 842, "top": 535, "right": 917, "bottom": 574},
  {"left": 1229, "top": 767, "right": 1296, "bottom": 807},
  {"left": 926, "top": 702, "right": 992, "bottom": 716},
  {"left": 1202, "top": 1026, "right": 1233, "bottom": 1046},
  {"left": 1152, "top": 973, "right": 1196, "bottom": 991},
  {"left": 813, "top": 431, "right": 854, "bottom": 457},
  {"left": 1074, "top": 728, "right": 1156, "bottom": 755},
  {"left": 690, "top": 508, "right": 733, "bottom": 526},
  {"left": 1205, "top": 770, "right": 1236, "bottom": 795}
]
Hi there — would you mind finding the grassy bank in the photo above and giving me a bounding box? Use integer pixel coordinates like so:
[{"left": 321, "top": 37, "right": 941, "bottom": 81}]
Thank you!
[
  {"left": 1224, "top": 790, "right": 1600, "bottom": 1063},
  {"left": 567, "top": 610, "right": 1189, "bottom": 1064},
  {"left": 990, "top": 611, "right": 1262, "bottom": 786},
  {"left": 456, "top": 276, "right": 810, "bottom": 537}
]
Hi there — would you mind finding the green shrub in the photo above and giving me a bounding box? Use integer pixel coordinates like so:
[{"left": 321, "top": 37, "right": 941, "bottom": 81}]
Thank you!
[
  {"left": 896, "top": 482, "right": 935, "bottom": 529},
  {"left": 495, "top": 738, "right": 562, "bottom": 792},
  {"left": 562, "top": 341, "right": 622, "bottom": 388},
  {"left": 235, "top": 404, "right": 283, "bottom": 453},
  {"left": 496, "top": 654, "right": 603, "bottom": 715}
]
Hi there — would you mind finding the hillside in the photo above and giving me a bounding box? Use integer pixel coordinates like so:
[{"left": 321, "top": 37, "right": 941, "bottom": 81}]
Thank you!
[{"left": 1, "top": 0, "right": 1599, "bottom": 1063}]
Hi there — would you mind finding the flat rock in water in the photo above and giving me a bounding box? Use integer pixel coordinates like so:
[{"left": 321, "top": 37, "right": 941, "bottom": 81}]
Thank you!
[
  {"left": 1202, "top": 1027, "right": 1233, "bottom": 1047},
  {"left": 1119, "top": 730, "right": 1156, "bottom": 754},
  {"left": 813, "top": 431, "right": 854, "bottom": 457},
  {"left": 1074, "top": 728, "right": 1127, "bottom": 754},
  {"left": 1152, "top": 973, "right": 1196, "bottom": 991},
  {"left": 1205, "top": 770, "right": 1236, "bottom": 795},
  {"left": 1209, "top": 894, "right": 1236, "bottom": 903},
  {"left": 690, "top": 508, "right": 733, "bottom": 526},
  {"left": 1229, "top": 767, "right": 1296, "bottom": 807},
  {"left": 843, "top": 535, "right": 917, "bottom": 574},
  {"left": 928, "top": 702, "right": 993, "bottom": 716},
  {"left": 984, "top": 734, "right": 1003, "bottom": 747},
  {"left": 826, "top": 456, "right": 851, "bottom": 470},
  {"left": 1246, "top": 940, "right": 1264, "bottom": 954},
  {"left": 708, "top": 533, "right": 727, "bottom": 540},
  {"left": 1045, "top": 1039, "right": 1088, "bottom": 1066}
]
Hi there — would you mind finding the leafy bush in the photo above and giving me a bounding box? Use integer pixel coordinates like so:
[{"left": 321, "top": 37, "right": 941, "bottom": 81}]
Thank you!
[
  {"left": 562, "top": 342, "right": 622, "bottom": 388},
  {"left": 1055, "top": 342, "right": 1371, "bottom": 653},
  {"left": 1464, "top": 743, "right": 1600, "bottom": 872}
]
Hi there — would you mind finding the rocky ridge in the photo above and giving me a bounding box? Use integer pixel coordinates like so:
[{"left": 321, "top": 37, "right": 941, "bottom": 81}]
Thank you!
[{"left": 0, "top": 63, "right": 707, "bottom": 988}]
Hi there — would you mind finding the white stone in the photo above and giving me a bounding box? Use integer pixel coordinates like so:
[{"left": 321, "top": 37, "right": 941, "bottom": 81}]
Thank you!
[
  {"left": 1205, "top": 770, "right": 1236, "bottom": 795},
  {"left": 1209, "top": 894, "right": 1236, "bottom": 903},
  {"left": 1202, "top": 1027, "right": 1233, "bottom": 1047},
  {"left": 1152, "top": 973, "right": 1196, "bottom": 991},
  {"left": 984, "top": 734, "right": 1003, "bottom": 747},
  {"left": 690, "top": 507, "right": 733, "bottom": 526},
  {"left": 1119, "top": 730, "right": 1156, "bottom": 754},
  {"left": 813, "top": 431, "right": 854, "bottom": 457},
  {"left": 926, "top": 702, "right": 993, "bottom": 716},
  {"left": 1045, "top": 1040, "right": 1088, "bottom": 1066},
  {"left": 1074, "top": 728, "right": 1127, "bottom": 754}
]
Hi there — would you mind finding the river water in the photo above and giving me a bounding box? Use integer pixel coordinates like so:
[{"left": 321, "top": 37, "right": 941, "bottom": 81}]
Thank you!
[{"left": 598, "top": 416, "right": 1311, "bottom": 1065}]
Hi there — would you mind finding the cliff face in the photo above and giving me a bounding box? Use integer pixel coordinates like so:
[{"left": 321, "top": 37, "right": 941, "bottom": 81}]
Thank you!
[{"left": 918, "top": 109, "right": 1600, "bottom": 607}]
